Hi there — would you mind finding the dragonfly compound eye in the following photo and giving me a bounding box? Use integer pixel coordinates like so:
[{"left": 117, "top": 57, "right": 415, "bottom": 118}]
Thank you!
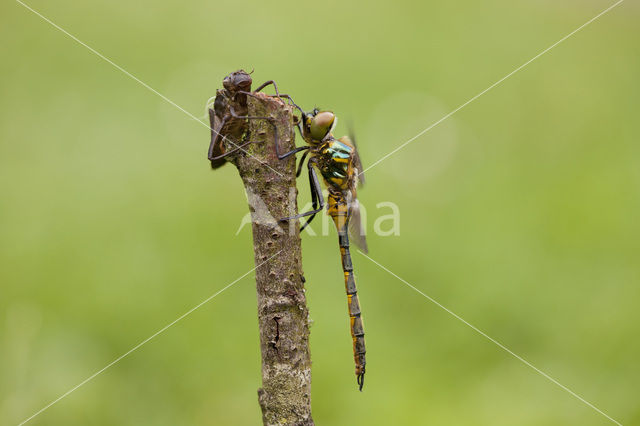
[{"left": 310, "top": 111, "right": 336, "bottom": 141}]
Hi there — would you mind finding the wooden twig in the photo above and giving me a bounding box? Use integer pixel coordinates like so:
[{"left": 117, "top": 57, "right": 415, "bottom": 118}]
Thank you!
[{"left": 220, "top": 90, "right": 314, "bottom": 425}]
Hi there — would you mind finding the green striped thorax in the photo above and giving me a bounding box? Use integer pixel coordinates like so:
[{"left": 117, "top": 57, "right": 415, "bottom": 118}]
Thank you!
[{"left": 320, "top": 139, "right": 353, "bottom": 186}]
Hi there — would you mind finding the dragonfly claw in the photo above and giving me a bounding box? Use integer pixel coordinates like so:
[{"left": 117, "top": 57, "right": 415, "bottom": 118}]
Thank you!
[{"left": 357, "top": 372, "right": 365, "bottom": 391}]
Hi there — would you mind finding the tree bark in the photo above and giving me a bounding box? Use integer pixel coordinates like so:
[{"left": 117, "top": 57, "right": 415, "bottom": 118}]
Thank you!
[{"left": 228, "top": 92, "right": 314, "bottom": 425}]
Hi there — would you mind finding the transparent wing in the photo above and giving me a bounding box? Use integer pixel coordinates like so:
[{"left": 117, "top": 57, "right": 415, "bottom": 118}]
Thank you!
[
  {"left": 347, "top": 125, "right": 366, "bottom": 187},
  {"left": 348, "top": 198, "right": 368, "bottom": 254},
  {"left": 338, "top": 135, "right": 365, "bottom": 188}
]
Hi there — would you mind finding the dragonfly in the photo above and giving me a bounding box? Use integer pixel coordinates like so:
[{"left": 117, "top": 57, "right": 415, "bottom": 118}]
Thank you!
[
  {"left": 278, "top": 106, "right": 369, "bottom": 391},
  {"left": 207, "top": 70, "right": 290, "bottom": 168}
]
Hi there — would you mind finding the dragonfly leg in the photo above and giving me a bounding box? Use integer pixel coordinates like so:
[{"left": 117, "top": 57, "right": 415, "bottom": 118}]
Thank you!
[
  {"left": 228, "top": 104, "right": 280, "bottom": 149},
  {"left": 229, "top": 105, "right": 284, "bottom": 151},
  {"left": 279, "top": 145, "right": 309, "bottom": 160},
  {"left": 208, "top": 110, "right": 263, "bottom": 164},
  {"left": 236, "top": 88, "right": 304, "bottom": 120},
  {"left": 268, "top": 103, "right": 308, "bottom": 160},
  {"left": 281, "top": 161, "right": 324, "bottom": 228},
  {"left": 263, "top": 93, "right": 305, "bottom": 117},
  {"left": 239, "top": 83, "right": 293, "bottom": 109},
  {"left": 300, "top": 163, "right": 325, "bottom": 231},
  {"left": 253, "top": 80, "right": 280, "bottom": 96},
  {"left": 230, "top": 102, "right": 308, "bottom": 161},
  {"left": 208, "top": 110, "right": 227, "bottom": 169},
  {"left": 209, "top": 139, "right": 262, "bottom": 161},
  {"left": 296, "top": 150, "right": 310, "bottom": 177},
  {"left": 252, "top": 81, "right": 305, "bottom": 112},
  {"left": 252, "top": 80, "right": 301, "bottom": 109}
]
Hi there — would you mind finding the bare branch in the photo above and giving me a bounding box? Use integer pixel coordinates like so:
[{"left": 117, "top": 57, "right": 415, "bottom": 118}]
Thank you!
[{"left": 219, "top": 89, "right": 314, "bottom": 425}]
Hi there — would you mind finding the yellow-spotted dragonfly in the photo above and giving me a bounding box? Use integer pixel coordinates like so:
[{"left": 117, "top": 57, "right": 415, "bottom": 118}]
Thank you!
[
  {"left": 279, "top": 107, "right": 369, "bottom": 391},
  {"left": 208, "top": 73, "right": 368, "bottom": 390}
]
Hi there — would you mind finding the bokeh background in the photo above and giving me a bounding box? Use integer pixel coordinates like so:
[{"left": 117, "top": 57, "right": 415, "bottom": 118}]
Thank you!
[{"left": 1, "top": 0, "right": 639, "bottom": 424}]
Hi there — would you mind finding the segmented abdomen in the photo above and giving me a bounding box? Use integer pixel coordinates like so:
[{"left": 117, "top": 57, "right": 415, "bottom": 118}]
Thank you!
[{"left": 328, "top": 192, "right": 366, "bottom": 390}]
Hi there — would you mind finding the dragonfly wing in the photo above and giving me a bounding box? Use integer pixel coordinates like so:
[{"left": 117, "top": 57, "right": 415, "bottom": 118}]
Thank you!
[
  {"left": 338, "top": 134, "right": 365, "bottom": 187},
  {"left": 346, "top": 126, "right": 366, "bottom": 187},
  {"left": 353, "top": 151, "right": 365, "bottom": 187},
  {"left": 348, "top": 198, "right": 369, "bottom": 254}
]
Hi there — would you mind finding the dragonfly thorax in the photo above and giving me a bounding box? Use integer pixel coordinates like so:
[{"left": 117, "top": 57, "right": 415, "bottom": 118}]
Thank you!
[{"left": 315, "top": 138, "right": 355, "bottom": 191}]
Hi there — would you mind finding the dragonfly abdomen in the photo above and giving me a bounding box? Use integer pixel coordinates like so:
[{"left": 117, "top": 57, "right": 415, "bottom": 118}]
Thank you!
[{"left": 329, "top": 193, "right": 367, "bottom": 390}]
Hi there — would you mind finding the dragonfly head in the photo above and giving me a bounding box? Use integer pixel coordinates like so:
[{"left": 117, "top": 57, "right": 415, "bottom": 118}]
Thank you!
[
  {"left": 223, "top": 70, "right": 253, "bottom": 93},
  {"left": 304, "top": 110, "right": 336, "bottom": 143}
]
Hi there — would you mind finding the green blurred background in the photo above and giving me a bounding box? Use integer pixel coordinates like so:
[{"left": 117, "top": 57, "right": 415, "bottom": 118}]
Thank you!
[{"left": 1, "top": 0, "right": 638, "bottom": 424}]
